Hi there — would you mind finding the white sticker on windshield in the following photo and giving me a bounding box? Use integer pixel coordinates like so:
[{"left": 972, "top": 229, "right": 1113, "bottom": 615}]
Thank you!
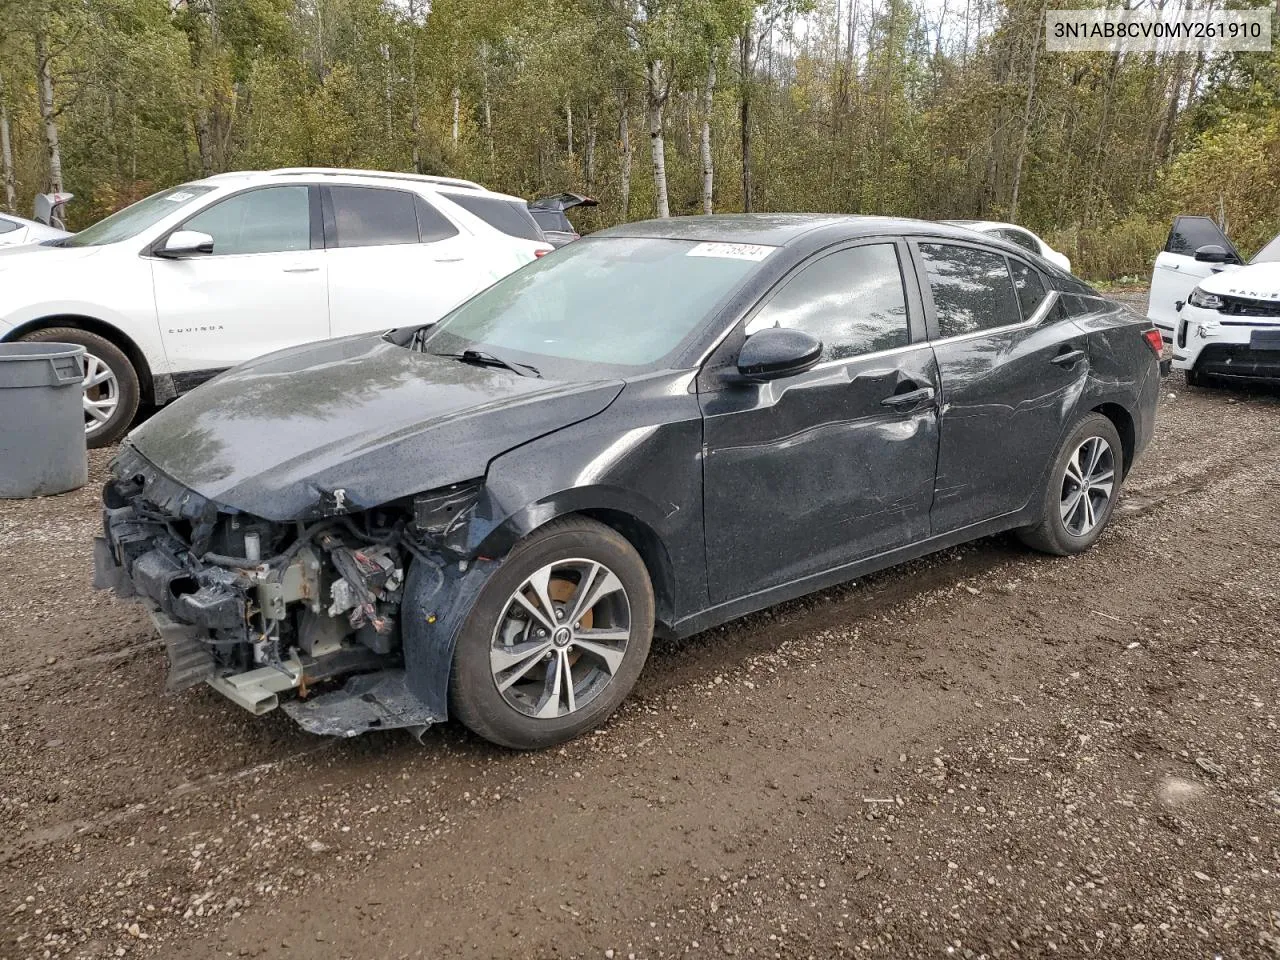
[
  {"left": 686, "top": 241, "right": 775, "bottom": 261},
  {"left": 165, "top": 191, "right": 195, "bottom": 202}
]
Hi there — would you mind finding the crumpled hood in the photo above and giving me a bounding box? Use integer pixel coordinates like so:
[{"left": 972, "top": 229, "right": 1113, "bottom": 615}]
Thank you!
[
  {"left": 127, "top": 334, "right": 624, "bottom": 520},
  {"left": 1201, "top": 261, "right": 1280, "bottom": 300}
]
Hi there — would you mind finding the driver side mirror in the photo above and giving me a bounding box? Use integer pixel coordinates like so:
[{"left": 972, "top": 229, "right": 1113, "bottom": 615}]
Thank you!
[
  {"left": 1194, "top": 244, "right": 1231, "bottom": 264},
  {"left": 736, "top": 327, "right": 823, "bottom": 381},
  {"left": 158, "top": 230, "right": 214, "bottom": 258}
]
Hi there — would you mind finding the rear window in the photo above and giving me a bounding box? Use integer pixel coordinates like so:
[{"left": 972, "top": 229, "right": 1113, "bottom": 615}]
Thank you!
[
  {"left": 1251, "top": 233, "right": 1280, "bottom": 264},
  {"left": 530, "top": 208, "right": 573, "bottom": 234},
  {"left": 444, "top": 193, "right": 544, "bottom": 242}
]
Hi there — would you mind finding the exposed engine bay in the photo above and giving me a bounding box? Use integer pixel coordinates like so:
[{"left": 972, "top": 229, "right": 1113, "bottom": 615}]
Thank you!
[{"left": 94, "top": 444, "right": 486, "bottom": 737}]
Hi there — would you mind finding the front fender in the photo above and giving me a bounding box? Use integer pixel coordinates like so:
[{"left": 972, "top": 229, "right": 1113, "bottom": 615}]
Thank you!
[{"left": 401, "top": 554, "right": 500, "bottom": 718}]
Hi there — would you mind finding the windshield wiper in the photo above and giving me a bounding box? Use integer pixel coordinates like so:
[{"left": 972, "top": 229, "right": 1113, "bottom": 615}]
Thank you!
[{"left": 441, "top": 349, "right": 541, "bottom": 378}]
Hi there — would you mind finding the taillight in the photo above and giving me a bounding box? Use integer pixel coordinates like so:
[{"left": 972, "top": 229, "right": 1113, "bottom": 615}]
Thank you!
[
  {"left": 1142, "top": 328, "right": 1163, "bottom": 355},
  {"left": 534, "top": 246, "right": 553, "bottom": 258}
]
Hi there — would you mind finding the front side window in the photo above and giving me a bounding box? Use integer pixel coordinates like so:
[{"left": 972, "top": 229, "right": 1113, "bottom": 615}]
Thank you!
[
  {"left": 66, "top": 185, "right": 217, "bottom": 247},
  {"left": 328, "top": 186, "right": 419, "bottom": 247},
  {"left": 745, "top": 243, "right": 910, "bottom": 361},
  {"left": 1165, "top": 216, "right": 1239, "bottom": 260},
  {"left": 1009, "top": 260, "right": 1048, "bottom": 319},
  {"left": 420, "top": 237, "right": 762, "bottom": 375},
  {"left": 182, "top": 186, "right": 311, "bottom": 256},
  {"left": 0, "top": 218, "right": 19, "bottom": 235},
  {"left": 920, "top": 243, "right": 1022, "bottom": 338}
]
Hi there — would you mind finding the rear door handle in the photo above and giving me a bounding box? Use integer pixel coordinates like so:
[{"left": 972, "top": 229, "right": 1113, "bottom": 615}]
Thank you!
[
  {"left": 283, "top": 265, "right": 320, "bottom": 273},
  {"left": 1051, "top": 349, "right": 1086, "bottom": 367},
  {"left": 881, "top": 386, "right": 935, "bottom": 410}
]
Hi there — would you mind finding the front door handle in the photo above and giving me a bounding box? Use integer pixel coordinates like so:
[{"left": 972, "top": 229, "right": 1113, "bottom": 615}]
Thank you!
[
  {"left": 881, "top": 386, "right": 935, "bottom": 410},
  {"left": 1051, "top": 348, "right": 1086, "bottom": 367},
  {"left": 283, "top": 265, "right": 320, "bottom": 274}
]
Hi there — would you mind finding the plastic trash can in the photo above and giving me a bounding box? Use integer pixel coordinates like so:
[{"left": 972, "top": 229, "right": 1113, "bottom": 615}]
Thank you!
[{"left": 0, "top": 342, "right": 88, "bottom": 498}]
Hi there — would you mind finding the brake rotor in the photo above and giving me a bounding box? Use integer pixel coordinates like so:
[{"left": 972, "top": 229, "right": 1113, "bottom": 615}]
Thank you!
[{"left": 548, "top": 577, "right": 589, "bottom": 667}]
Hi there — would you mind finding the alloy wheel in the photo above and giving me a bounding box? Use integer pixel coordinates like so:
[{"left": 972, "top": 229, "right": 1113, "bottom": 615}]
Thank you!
[
  {"left": 82, "top": 352, "right": 120, "bottom": 437},
  {"left": 490, "top": 558, "right": 632, "bottom": 719},
  {"left": 1060, "top": 436, "right": 1115, "bottom": 537}
]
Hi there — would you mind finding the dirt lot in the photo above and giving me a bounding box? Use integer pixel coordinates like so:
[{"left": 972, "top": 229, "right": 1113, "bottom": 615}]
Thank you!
[{"left": 3, "top": 344, "right": 1279, "bottom": 958}]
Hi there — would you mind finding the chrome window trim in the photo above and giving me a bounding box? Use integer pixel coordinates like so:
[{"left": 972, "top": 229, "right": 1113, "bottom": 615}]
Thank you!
[
  {"left": 927, "top": 290, "right": 1060, "bottom": 348},
  {"left": 803, "top": 339, "right": 933, "bottom": 373}
]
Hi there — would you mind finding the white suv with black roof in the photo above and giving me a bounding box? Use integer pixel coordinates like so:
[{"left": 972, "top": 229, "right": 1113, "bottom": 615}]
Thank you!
[{"left": 0, "top": 167, "right": 551, "bottom": 446}]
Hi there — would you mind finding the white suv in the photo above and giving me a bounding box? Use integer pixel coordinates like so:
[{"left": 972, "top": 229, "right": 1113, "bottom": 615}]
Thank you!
[
  {"left": 0, "top": 168, "right": 551, "bottom": 446},
  {"left": 1147, "top": 216, "right": 1280, "bottom": 386}
]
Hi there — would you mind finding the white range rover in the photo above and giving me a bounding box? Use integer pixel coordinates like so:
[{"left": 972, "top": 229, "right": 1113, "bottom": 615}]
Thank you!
[
  {"left": 1148, "top": 215, "right": 1280, "bottom": 386},
  {"left": 0, "top": 168, "right": 552, "bottom": 446}
]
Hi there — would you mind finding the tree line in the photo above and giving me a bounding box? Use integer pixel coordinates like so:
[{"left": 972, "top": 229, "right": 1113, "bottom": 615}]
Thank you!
[{"left": 1, "top": 0, "right": 1276, "bottom": 279}]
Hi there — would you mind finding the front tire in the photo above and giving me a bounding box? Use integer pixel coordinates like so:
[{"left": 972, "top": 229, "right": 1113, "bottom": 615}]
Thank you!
[
  {"left": 1018, "top": 413, "right": 1123, "bottom": 556},
  {"left": 449, "top": 516, "right": 655, "bottom": 749},
  {"left": 19, "top": 327, "right": 140, "bottom": 448}
]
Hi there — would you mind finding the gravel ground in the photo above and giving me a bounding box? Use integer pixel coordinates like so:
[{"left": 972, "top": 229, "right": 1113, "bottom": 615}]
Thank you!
[{"left": 3, "top": 313, "right": 1279, "bottom": 959}]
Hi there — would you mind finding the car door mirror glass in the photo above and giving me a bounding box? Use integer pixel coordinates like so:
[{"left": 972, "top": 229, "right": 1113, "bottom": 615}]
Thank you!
[
  {"left": 736, "top": 327, "right": 823, "bottom": 380},
  {"left": 1194, "top": 244, "right": 1230, "bottom": 264},
  {"left": 160, "top": 230, "right": 214, "bottom": 257}
]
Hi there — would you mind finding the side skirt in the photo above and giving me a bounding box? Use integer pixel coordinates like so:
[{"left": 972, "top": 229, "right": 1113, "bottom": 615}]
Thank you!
[{"left": 670, "top": 510, "right": 1033, "bottom": 639}]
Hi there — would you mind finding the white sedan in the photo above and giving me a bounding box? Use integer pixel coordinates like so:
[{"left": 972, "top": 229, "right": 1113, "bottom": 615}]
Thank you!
[
  {"left": 0, "top": 212, "right": 70, "bottom": 247},
  {"left": 942, "top": 220, "right": 1071, "bottom": 273}
]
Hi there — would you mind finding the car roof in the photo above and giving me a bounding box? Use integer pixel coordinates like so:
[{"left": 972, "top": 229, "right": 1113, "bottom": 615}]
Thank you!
[
  {"left": 943, "top": 219, "right": 1035, "bottom": 235},
  {"left": 435, "top": 185, "right": 529, "bottom": 205},
  {"left": 194, "top": 168, "right": 491, "bottom": 193},
  {"left": 595, "top": 214, "right": 1008, "bottom": 248}
]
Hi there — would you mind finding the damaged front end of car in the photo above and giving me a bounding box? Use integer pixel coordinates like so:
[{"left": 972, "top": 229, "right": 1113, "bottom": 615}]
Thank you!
[{"left": 94, "top": 443, "right": 491, "bottom": 738}]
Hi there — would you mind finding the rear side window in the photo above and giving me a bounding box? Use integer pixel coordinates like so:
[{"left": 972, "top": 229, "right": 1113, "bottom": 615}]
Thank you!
[
  {"left": 920, "top": 243, "right": 1022, "bottom": 338},
  {"left": 1165, "top": 216, "right": 1240, "bottom": 260},
  {"left": 445, "top": 193, "right": 543, "bottom": 242},
  {"left": 1009, "top": 260, "right": 1048, "bottom": 319},
  {"left": 414, "top": 196, "right": 460, "bottom": 242},
  {"left": 745, "top": 243, "right": 910, "bottom": 362},
  {"left": 0, "top": 218, "right": 20, "bottom": 235},
  {"left": 999, "top": 228, "right": 1039, "bottom": 256},
  {"left": 328, "top": 186, "right": 419, "bottom": 247}
]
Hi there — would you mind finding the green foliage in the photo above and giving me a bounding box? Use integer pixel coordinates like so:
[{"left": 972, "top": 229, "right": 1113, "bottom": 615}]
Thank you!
[{"left": 0, "top": 0, "right": 1275, "bottom": 280}]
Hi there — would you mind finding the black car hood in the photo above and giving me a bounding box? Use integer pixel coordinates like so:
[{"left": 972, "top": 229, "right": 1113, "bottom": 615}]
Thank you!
[{"left": 128, "top": 334, "right": 624, "bottom": 520}]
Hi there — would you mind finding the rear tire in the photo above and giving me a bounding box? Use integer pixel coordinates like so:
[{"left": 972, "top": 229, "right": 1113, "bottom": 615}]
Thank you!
[
  {"left": 19, "top": 327, "right": 140, "bottom": 448},
  {"left": 1184, "top": 367, "right": 1203, "bottom": 388},
  {"left": 449, "top": 516, "right": 654, "bottom": 750},
  {"left": 1018, "top": 413, "right": 1124, "bottom": 556}
]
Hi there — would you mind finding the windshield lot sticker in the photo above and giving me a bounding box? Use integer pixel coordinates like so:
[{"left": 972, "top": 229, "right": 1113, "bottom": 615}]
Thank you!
[
  {"left": 166, "top": 191, "right": 195, "bottom": 202},
  {"left": 687, "top": 242, "right": 775, "bottom": 261}
]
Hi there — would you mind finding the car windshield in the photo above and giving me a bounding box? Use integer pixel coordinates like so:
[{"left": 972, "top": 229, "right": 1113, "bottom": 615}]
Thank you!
[
  {"left": 1251, "top": 233, "right": 1280, "bottom": 264},
  {"left": 61, "top": 185, "right": 217, "bottom": 247},
  {"left": 418, "top": 236, "right": 769, "bottom": 377}
]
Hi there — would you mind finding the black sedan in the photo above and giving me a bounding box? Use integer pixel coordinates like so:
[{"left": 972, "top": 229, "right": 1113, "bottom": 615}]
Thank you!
[{"left": 95, "top": 215, "right": 1163, "bottom": 749}]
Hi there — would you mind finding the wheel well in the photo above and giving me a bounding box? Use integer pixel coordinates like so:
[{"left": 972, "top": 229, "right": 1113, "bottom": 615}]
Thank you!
[
  {"left": 578, "top": 508, "right": 678, "bottom": 633},
  {"left": 7, "top": 315, "right": 155, "bottom": 406},
  {"left": 1092, "top": 402, "right": 1135, "bottom": 477}
]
